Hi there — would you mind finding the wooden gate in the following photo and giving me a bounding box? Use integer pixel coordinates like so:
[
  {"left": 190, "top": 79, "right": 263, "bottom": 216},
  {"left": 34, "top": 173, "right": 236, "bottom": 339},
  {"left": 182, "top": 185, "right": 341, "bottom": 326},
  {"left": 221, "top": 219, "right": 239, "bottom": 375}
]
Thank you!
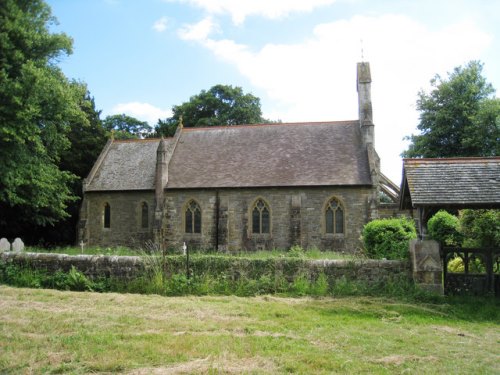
[{"left": 443, "top": 247, "right": 500, "bottom": 296}]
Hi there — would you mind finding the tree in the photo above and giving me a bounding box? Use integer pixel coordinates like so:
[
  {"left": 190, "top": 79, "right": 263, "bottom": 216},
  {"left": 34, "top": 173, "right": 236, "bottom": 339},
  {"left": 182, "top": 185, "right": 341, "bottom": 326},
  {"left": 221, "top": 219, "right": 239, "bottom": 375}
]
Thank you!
[
  {"left": 0, "top": 0, "right": 87, "bottom": 229},
  {"left": 44, "top": 86, "right": 109, "bottom": 245},
  {"left": 460, "top": 209, "right": 500, "bottom": 248},
  {"left": 103, "top": 114, "right": 152, "bottom": 139},
  {"left": 60, "top": 85, "right": 108, "bottom": 179},
  {"left": 403, "top": 61, "right": 500, "bottom": 158},
  {"left": 152, "top": 84, "right": 270, "bottom": 137}
]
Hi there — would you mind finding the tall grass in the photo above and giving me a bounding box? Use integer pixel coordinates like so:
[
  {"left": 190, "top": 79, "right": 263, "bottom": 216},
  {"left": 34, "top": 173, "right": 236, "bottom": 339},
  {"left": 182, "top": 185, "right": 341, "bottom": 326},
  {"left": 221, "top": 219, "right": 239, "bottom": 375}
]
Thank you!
[{"left": 25, "top": 245, "right": 361, "bottom": 260}]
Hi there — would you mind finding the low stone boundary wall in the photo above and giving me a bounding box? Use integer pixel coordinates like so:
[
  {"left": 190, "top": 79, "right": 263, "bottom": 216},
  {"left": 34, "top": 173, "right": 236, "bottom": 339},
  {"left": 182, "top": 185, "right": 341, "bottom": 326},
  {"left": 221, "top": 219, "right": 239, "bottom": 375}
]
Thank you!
[
  {"left": 0, "top": 252, "right": 410, "bottom": 284},
  {"left": 1, "top": 252, "right": 144, "bottom": 280}
]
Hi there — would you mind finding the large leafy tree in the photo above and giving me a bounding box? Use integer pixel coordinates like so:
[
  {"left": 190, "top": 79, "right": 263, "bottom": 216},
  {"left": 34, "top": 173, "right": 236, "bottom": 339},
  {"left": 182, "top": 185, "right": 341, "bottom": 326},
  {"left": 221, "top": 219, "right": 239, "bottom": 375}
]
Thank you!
[
  {"left": 30, "top": 86, "right": 108, "bottom": 245},
  {"left": 103, "top": 114, "right": 152, "bottom": 139},
  {"left": 0, "top": 0, "right": 88, "bottom": 233},
  {"left": 403, "top": 61, "right": 500, "bottom": 158},
  {"left": 153, "top": 84, "right": 270, "bottom": 136},
  {"left": 60, "top": 86, "right": 108, "bottom": 179}
]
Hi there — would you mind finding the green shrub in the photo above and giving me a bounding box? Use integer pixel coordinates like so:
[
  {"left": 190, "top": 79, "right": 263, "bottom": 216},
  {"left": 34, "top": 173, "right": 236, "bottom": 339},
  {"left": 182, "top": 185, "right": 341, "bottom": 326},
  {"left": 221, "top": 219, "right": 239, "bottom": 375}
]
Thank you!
[
  {"left": 66, "top": 266, "right": 93, "bottom": 291},
  {"left": 427, "top": 210, "right": 462, "bottom": 246},
  {"left": 460, "top": 209, "right": 500, "bottom": 248},
  {"left": 290, "top": 273, "right": 310, "bottom": 296},
  {"left": 310, "top": 273, "right": 329, "bottom": 296},
  {"left": 288, "top": 245, "right": 306, "bottom": 258},
  {"left": 447, "top": 256, "right": 465, "bottom": 273},
  {"left": 362, "top": 217, "right": 417, "bottom": 259}
]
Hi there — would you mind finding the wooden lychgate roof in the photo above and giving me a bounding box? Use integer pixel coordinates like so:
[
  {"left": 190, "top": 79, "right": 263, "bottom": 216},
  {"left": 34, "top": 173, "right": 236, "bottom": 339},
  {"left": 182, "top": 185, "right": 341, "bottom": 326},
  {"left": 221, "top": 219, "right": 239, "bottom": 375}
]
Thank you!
[{"left": 400, "top": 157, "right": 500, "bottom": 209}]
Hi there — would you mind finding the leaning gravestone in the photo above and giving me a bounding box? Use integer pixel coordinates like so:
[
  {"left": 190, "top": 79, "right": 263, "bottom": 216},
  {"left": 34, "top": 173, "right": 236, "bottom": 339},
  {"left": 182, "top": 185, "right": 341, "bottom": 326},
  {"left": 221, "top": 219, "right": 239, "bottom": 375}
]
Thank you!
[
  {"left": 12, "top": 238, "right": 24, "bottom": 253},
  {"left": 0, "top": 238, "right": 10, "bottom": 252}
]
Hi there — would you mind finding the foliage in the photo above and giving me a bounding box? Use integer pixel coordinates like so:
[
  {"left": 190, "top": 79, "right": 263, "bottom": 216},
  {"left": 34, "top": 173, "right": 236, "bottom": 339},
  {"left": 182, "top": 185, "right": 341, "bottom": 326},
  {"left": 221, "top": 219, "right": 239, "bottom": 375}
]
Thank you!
[
  {"left": 459, "top": 209, "right": 500, "bottom": 248},
  {"left": 362, "top": 217, "right": 417, "bottom": 259},
  {"left": 152, "top": 84, "right": 273, "bottom": 137},
  {"left": 0, "top": 0, "right": 89, "bottom": 228},
  {"left": 447, "top": 256, "right": 465, "bottom": 273},
  {"left": 427, "top": 210, "right": 463, "bottom": 246},
  {"left": 103, "top": 114, "right": 152, "bottom": 139},
  {"left": 403, "top": 61, "right": 500, "bottom": 158},
  {"left": 0, "top": 253, "right": 413, "bottom": 299},
  {"left": 59, "top": 88, "right": 108, "bottom": 179},
  {"left": 446, "top": 255, "right": 487, "bottom": 274},
  {"left": 287, "top": 244, "right": 306, "bottom": 258}
]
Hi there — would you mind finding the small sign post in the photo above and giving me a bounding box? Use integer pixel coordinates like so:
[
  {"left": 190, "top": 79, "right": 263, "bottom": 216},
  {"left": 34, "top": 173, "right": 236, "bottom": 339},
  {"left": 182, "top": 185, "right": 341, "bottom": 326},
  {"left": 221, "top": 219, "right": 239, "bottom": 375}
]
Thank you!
[{"left": 183, "top": 242, "right": 189, "bottom": 279}]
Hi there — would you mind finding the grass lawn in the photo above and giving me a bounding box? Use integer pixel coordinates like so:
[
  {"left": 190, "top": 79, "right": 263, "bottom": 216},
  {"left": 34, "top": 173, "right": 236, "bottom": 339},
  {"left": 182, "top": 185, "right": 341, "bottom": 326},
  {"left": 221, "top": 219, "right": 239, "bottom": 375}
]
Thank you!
[{"left": 0, "top": 286, "right": 498, "bottom": 374}]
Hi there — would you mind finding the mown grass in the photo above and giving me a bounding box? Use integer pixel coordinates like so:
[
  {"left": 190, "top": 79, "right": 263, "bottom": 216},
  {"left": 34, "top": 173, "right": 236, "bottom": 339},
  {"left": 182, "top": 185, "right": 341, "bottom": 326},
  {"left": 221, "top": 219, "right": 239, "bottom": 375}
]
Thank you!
[{"left": 0, "top": 285, "right": 498, "bottom": 374}]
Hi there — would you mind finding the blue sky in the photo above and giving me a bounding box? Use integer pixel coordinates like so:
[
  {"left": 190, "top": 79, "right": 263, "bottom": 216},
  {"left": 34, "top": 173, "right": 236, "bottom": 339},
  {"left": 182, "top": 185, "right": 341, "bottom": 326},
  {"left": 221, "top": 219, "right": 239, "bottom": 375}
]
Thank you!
[{"left": 46, "top": 0, "right": 500, "bottom": 183}]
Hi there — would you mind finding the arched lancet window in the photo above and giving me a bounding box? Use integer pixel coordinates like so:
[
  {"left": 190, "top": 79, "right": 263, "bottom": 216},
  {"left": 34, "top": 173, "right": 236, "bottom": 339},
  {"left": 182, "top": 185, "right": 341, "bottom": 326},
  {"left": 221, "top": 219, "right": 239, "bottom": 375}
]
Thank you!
[
  {"left": 103, "top": 203, "right": 111, "bottom": 229},
  {"left": 141, "top": 202, "right": 149, "bottom": 229},
  {"left": 252, "top": 199, "right": 270, "bottom": 234},
  {"left": 185, "top": 200, "right": 201, "bottom": 233},
  {"left": 325, "top": 197, "right": 344, "bottom": 234}
]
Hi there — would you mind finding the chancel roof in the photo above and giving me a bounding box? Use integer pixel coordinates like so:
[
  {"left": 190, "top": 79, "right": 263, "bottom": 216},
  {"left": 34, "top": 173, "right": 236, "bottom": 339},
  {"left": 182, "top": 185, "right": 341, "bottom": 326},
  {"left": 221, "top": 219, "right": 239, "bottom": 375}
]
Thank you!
[
  {"left": 400, "top": 157, "right": 500, "bottom": 209},
  {"left": 85, "top": 139, "right": 165, "bottom": 191},
  {"left": 85, "top": 121, "right": 373, "bottom": 191},
  {"left": 167, "top": 121, "right": 372, "bottom": 188}
]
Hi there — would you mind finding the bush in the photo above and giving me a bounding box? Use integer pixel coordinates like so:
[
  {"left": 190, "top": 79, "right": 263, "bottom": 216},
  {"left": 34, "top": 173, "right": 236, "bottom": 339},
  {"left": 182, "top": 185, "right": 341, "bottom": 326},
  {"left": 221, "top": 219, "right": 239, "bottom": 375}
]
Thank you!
[
  {"left": 460, "top": 209, "right": 500, "bottom": 248},
  {"left": 427, "top": 210, "right": 462, "bottom": 246},
  {"left": 362, "top": 217, "right": 417, "bottom": 259},
  {"left": 288, "top": 245, "right": 306, "bottom": 258}
]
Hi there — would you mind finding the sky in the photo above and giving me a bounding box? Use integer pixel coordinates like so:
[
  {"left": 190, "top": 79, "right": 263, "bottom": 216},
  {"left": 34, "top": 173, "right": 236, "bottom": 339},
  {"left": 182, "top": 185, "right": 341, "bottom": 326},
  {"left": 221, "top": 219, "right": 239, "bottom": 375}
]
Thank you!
[{"left": 46, "top": 0, "right": 500, "bottom": 184}]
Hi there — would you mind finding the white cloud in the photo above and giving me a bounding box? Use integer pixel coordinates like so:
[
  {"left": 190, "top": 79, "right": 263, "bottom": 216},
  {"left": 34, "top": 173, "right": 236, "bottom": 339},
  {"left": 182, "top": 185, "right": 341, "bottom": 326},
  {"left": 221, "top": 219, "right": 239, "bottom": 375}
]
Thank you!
[
  {"left": 111, "top": 102, "right": 172, "bottom": 125},
  {"left": 153, "top": 16, "right": 169, "bottom": 32},
  {"left": 177, "top": 14, "right": 491, "bottom": 182},
  {"left": 178, "top": 16, "right": 219, "bottom": 41},
  {"left": 172, "top": 0, "right": 336, "bottom": 25}
]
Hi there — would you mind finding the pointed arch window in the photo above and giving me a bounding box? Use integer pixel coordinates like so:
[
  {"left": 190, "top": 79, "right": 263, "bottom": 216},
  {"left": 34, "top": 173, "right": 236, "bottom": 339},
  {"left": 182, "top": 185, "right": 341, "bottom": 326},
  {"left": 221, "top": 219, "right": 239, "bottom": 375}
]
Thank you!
[
  {"left": 325, "top": 198, "right": 344, "bottom": 234},
  {"left": 141, "top": 202, "right": 149, "bottom": 229},
  {"left": 252, "top": 199, "right": 270, "bottom": 234},
  {"left": 103, "top": 203, "right": 111, "bottom": 229},
  {"left": 185, "top": 200, "right": 201, "bottom": 234}
]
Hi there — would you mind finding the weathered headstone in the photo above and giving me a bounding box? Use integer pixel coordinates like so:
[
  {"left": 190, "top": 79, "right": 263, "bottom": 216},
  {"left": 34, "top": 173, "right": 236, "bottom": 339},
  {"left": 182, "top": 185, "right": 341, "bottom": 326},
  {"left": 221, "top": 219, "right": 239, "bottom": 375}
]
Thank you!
[
  {"left": 0, "top": 238, "right": 10, "bottom": 252},
  {"left": 12, "top": 238, "right": 24, "bottom": 253}
]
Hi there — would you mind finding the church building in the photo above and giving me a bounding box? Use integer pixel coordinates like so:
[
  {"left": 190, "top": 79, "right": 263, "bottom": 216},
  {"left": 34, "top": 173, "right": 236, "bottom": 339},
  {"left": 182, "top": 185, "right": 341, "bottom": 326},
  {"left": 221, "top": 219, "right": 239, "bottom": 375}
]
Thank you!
[{"left": 78, "top": 62, "right": 398, "bottom": 251}]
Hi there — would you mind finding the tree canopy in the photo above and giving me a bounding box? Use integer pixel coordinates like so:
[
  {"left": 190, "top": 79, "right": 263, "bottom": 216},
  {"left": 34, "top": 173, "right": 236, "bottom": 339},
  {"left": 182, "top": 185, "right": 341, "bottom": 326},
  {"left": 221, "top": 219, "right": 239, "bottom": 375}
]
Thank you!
[
  {"left": 153, "top": 84, "right": 271, "bottom": 137},
  {"left": 403, "top": 61, "right": 500, "bottom": 158},
  {"left": 103, "top": 114, "right": 152, "bottom": 139},
  {"left": 0, "top": 0, "right": 90, "bottom": 229}
]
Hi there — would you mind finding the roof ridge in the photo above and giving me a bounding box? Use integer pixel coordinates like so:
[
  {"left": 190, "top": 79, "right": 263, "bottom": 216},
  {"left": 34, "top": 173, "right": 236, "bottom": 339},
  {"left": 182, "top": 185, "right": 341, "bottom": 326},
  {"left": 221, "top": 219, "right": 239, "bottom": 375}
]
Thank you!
[
  {"left": 182, "top": 120, "right": 358, "bottom": 132},
  {"left": 113, "top": 138, "right": 171, "bottom": 143},
  {"left": 404, "top": 157, "right": 500, "bottom": 163}
]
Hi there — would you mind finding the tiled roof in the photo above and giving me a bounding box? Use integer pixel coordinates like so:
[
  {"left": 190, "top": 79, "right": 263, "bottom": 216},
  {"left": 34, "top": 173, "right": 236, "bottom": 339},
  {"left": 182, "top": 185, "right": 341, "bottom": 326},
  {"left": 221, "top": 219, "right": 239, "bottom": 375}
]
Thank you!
[
  {"left": 400, "top": 158, "right": 500, "bottom": 208},
  {"left": 85, "top": 121, "right": 373, "bottom": 191},
  {"left": 85, "top": 139, "right": 165, "bottom": 191},
  {"left": 167, "top": 121, "right": 372, "bottom": 188}
]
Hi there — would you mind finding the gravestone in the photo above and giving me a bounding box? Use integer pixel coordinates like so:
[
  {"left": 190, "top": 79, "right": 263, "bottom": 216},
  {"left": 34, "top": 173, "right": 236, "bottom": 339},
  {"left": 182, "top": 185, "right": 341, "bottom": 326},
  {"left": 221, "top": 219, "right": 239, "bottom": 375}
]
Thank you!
[
  {"left": 12, "top": 238, "right": 24, "bottom": 253},
  {"left": 0, "top": 238, "right": 10, "bottom": 252}
]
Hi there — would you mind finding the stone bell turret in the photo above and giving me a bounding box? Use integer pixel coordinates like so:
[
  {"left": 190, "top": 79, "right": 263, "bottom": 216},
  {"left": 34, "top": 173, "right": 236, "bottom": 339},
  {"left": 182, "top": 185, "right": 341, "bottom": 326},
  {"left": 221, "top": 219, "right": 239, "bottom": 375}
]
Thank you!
[{"left": 357, "top": 62, "right": 374, "bottom": 148}]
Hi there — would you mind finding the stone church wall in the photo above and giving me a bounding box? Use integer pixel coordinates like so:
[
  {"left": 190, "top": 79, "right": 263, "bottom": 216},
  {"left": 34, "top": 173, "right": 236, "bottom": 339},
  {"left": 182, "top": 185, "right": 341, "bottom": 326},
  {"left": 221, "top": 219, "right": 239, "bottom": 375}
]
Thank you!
[
  {"left": 162, "top": 186, "right": 373, "bottom": 252},
  {"left": 80, "top": 191, "right": 155, "bottom": 248}
]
